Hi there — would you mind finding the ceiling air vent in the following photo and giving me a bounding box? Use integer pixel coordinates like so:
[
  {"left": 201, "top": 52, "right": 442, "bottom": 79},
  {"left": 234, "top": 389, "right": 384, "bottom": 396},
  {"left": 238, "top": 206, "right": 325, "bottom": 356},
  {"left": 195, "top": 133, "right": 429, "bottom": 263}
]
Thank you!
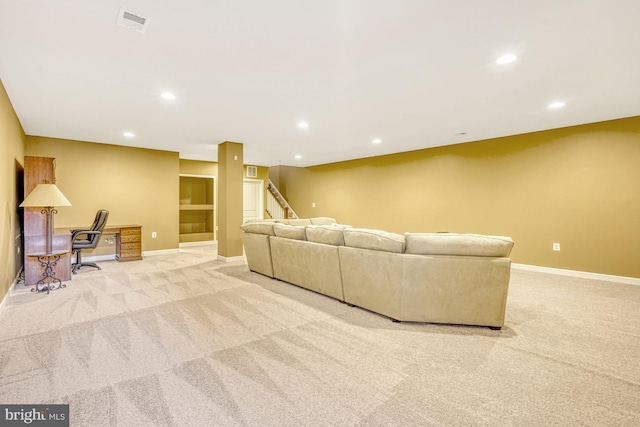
[
  {"left": 116, "top": 8, "right": 149, "bottom": 33},
  {"left": 246, "top": 166, "right": 258, "bottom": 178}
]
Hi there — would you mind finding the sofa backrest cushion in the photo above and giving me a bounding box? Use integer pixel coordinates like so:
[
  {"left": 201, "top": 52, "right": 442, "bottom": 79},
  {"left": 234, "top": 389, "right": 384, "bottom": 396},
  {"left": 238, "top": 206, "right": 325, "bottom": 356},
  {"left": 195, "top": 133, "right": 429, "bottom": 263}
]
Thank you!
[
  {"left": 273, "top": 223, "right": 307, "bottom": 240},
  {"left": 240, "top": 222, "right": 275, "bottom": 235},
  {"left": 404, "top": 233, "right": 514, "bottom": 257},
  {"left": 343, "top": 228, "right": 405, "bottom": 253},
  {"left": 309, "top": 217, "right": 337, "bottom": 225},
  {"left": 305, "top": 225, "right": 345, "bottom": 246},
  {"left": 331, "top": 224, "right": 352, "bottom": 230},
  {"left": 285, "top": 218, "right": 312, "bottom": 226}
]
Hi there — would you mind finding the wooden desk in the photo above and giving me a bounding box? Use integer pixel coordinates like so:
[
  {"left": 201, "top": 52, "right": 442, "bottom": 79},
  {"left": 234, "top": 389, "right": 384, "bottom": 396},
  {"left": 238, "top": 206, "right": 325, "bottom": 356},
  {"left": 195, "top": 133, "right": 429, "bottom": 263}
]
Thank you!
[
  {"left": 104, "top": 225, "right": 143, "bottom": 262},
  {"left": 55, "top": 224, "right": 143, "bottom": 263}
]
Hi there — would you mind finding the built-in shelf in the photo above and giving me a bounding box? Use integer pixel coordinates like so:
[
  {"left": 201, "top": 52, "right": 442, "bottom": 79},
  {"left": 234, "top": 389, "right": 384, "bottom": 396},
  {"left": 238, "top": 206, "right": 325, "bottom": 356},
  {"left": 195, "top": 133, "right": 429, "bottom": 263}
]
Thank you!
[
  {"left": 179, "top": 232, "right": 214, "bottom": 243},
  {"left": 179, "top": 204, "right": 214, "bottom": 211},
  {"left": 179, "top": 175, "right": 215, "bottom": 243}
]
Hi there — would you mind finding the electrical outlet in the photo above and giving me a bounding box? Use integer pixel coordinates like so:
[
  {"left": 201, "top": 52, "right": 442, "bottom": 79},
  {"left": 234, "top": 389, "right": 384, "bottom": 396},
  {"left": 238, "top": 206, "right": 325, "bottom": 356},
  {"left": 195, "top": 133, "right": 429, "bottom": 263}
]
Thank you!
[
  {"left": 312, "top": 202, "right": 316, "bottom": 208},
  {"left": 152, "top": 232, "right": 157, "bottom": 238},
  {"left": 553, "top": 243, "right": 560, "bottom": 251}
]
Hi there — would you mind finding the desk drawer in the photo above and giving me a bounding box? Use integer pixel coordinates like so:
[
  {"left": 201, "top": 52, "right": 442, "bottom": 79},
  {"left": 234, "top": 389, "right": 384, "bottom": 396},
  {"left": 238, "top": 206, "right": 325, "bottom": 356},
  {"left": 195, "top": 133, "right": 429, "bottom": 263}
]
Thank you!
[
  {"left": 118, "top": 242, "right": 142, "bottom": 261},
  {"left": 121, "top": 227, "right": 140, "bottom": 237},
  {"left": 121, "top": 233, "right": 140, "bottom": 243},
  {"left": 121, "top": 227, "right": 140, "bottom": 236},
  {"left": 121, "top": 242, "right": 141, "bottom": 251}
]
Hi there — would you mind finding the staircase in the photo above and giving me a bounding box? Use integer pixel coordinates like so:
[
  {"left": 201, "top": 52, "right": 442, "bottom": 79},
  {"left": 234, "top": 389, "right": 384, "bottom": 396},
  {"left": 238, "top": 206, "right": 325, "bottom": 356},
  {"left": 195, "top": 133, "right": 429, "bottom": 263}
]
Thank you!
[{"left": 266, "top": 179, "right": 298, "bottom": 220}]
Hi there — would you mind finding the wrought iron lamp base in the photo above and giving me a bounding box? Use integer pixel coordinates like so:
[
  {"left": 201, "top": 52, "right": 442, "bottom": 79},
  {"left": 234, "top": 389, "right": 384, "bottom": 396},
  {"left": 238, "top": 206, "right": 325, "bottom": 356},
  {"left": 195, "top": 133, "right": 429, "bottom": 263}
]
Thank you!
[{"left": 33, "top": 254, "right": 67, "bottom": 294}]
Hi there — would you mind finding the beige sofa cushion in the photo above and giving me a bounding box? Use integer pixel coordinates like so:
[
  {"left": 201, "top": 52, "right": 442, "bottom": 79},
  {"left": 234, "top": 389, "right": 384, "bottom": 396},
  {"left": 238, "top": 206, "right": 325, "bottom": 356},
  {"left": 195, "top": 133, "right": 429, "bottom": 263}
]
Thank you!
[
  {"left": 273, "top": 223, "right": 307, "bottom": 240},
  {"left": 332, "top": 224, "right": 352, "bottom": 229},
  {"left": 285, "top": 218, "right": 312, "bottom": 226},
  {"left": 271, "top": 237, "right": 344, "bottom": 301},
  {"left": 404, "top": 233, "right": 514, "bottom": 257},
  {"left": 309, "top": 217, "right": 337, "bottom": 225},
  {"left": 240, "top": 222, "right": 275, "bottom": 235},
  {"left": 305, "top": 225, "right": 345, "bottom": 246},
  {"left": 343, "top": 228, "right": 405, "bottom": 253}
]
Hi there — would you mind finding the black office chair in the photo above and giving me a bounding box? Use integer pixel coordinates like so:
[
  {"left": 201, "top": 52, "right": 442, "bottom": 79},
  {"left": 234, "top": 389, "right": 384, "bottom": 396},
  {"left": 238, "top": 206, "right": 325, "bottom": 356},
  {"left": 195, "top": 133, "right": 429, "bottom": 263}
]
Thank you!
[{"left": 71, "top": 209, "right": 109, "bottom": 274}]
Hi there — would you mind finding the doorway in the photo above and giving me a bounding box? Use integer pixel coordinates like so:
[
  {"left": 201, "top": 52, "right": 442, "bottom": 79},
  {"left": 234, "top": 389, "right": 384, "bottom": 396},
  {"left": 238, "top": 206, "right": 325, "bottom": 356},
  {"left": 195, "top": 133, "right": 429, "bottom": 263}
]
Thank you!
[{"left": 243, "top": 179, "right": 264, "bottom": 223}]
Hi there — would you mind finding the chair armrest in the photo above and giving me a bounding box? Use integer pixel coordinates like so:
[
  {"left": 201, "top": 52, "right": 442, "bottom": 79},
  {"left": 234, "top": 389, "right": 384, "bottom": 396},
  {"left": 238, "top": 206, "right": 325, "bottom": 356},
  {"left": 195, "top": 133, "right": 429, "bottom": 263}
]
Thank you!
[
  {"left": 71, "top": 230, "right": 102, "bottom": 243},
  {"left": 70, "top": 228, "right": 90, "bottom": 237}
]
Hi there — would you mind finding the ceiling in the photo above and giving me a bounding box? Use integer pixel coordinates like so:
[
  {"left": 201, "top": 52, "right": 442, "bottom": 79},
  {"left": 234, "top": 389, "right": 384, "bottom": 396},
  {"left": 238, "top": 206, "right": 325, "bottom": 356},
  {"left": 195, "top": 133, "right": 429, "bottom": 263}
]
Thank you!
[{"left": 1, "top": 0, "right": 639, "bottom": 167}]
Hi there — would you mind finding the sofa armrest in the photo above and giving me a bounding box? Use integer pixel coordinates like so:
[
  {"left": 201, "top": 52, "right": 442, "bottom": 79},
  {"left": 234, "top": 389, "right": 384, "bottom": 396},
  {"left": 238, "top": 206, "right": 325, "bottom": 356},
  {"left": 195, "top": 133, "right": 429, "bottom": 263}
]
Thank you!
[
  {"left": 400, "top": 254, "right": 511, "bottom": 327},
  {"left": 242, "top": 233, "right": 274, "bottom": 278}
]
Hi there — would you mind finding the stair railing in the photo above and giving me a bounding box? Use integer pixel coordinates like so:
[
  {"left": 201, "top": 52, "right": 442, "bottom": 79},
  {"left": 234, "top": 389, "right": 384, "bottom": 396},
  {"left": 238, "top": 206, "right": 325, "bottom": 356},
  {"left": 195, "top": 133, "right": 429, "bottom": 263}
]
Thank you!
[{"left": 266, "top": 179, "right": 298, "bottom": 220}]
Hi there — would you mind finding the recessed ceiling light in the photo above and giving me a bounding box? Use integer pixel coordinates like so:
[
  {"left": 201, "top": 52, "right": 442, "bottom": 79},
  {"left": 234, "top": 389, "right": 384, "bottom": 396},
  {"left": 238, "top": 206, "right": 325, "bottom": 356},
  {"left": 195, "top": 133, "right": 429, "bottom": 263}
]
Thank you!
[
  {"left": 297, "top": 122, "right": 309, "bottom": 129},
  {"left": 372, "top": 138, "right": 382, "bottom": 144},
  {"left": 294, "top": 154, "right": 302, "bottom": 160},
  {"left": 123, "top": 131, "right": 135, "bottom": 138},
  {"left": 160, "top": 92, "right": 176, "bottom": 100},
  {"left": 496, "top": 53, "right": 517, "bottom": 64},
  {"left": 548, "top": 101, "right": 566, "bottom": 109}
]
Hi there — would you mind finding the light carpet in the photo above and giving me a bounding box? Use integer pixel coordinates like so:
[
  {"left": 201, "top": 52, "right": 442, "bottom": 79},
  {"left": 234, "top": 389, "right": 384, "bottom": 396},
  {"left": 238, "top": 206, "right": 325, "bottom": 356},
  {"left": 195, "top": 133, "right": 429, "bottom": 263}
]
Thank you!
[{"left": 0, "top": 244, "right": 639, "bottom": 426}]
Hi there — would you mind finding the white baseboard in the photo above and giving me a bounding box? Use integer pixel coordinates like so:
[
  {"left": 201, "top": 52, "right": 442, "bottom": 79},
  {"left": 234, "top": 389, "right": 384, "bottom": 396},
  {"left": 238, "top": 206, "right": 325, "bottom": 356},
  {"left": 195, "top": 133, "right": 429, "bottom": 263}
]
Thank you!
[
  {"left": 179, "top": 240, "right": 217, "bottom": 248},
  {"left": 217, "top": 255, "right": 245, "bottom": 263},
  {"left": 80, "top": 248, "right": 180, "bottom": 262},
  {"left": 512, "top": 263, "right": 640, "bottom": 286},
  {"left": 81, "top": 254, "right": 117, "bottom": 262},
  {"left": 0, "top": 290, "right": 8, "bottom": 312},
  {"left": 142, "top": 249, "right": 181, "bottom": 257},
  {"left": 1, "top": 268, "right": 23, "bottom": 312}
]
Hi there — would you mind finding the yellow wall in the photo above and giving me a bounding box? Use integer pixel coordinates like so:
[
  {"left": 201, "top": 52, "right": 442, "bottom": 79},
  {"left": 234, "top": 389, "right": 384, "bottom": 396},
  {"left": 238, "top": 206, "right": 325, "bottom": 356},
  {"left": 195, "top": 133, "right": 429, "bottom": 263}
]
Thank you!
[
  {"left": 274, "top": 116, "right": 640, "bottom": 278},
  {"left": 0, "top": 80, "right": 25, "bottom": 301},
  {"left": 179, "top": 160, "right": 268, "bottom": 181},
  {"left": 25, "top": 136, "right": 180, "bottom": 254},
  {"left": 179, "top": 159, "right": 218, "bottom": 176}
]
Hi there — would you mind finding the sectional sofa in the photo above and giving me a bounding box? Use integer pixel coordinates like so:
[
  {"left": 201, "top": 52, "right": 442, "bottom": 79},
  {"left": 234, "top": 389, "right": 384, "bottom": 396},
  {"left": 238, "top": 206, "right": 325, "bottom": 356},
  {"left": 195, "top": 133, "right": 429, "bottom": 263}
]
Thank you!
[{"left": 241, "top": 217, "right": 514, "bottom": 329}]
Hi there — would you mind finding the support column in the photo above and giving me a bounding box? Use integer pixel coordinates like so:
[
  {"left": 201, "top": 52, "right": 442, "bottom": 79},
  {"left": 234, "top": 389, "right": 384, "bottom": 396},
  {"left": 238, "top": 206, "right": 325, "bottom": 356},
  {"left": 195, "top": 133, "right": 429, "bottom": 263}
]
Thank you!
[{"left": 217, "top": 141, "right": 244, "bottom": 261}]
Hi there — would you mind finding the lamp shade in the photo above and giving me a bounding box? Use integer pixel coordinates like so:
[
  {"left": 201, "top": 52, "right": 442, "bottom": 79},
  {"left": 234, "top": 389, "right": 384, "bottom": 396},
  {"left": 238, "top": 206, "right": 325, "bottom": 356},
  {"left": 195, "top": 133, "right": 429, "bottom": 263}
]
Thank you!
[{"left": 20, "top": 183, "right": 72, "bottom": 207}]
